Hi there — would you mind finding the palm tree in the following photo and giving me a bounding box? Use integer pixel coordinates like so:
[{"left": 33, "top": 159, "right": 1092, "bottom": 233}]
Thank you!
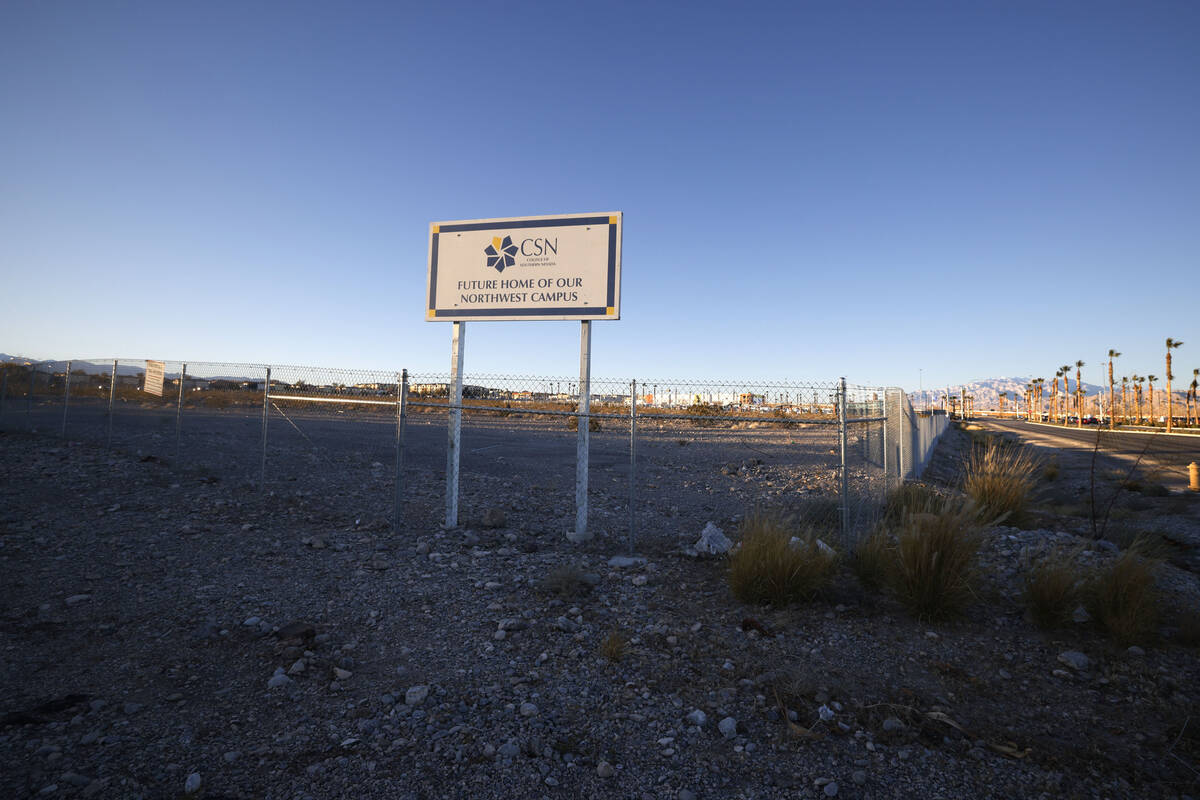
[
  {"left": 1133, "top": 375, "right": 1144, "bottom": 424},
  {"left": 1051, "top": 370, "right": 1061, "bottom": 422},
  {"left": 1120, "top": 376, "right": 1129, "bottom": 425},
  {"left": 1188, "top": 368, "right": 1198, "bottom": 428},
  {"left": 1147, "top": 375, "right": 1157, "bottom": 425},
  {"left": 998, "top": 391, "right": 1007, "bottom": 415},
  {"left": 1165, "top": 338, "right": 1184, "bottom": 432},
  {"left": 1107, "top": 350, "right": 1120, "bottom": 429},
  {"left": 1074, "top": 360, "right": 1085, "bottom": 427},
  {"left": 1060, "top": 364, "right": 1073, "bottom": 423}
]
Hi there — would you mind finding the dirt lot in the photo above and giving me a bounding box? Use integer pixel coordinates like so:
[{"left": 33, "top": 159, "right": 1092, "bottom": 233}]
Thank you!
[{"left": 1, "top": 419, "right": 1198, "bottom": 799}]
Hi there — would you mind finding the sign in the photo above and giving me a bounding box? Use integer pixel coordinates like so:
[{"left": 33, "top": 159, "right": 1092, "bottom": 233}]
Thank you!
[
  {"left": 426, "top": 212, "right": 622, "bottom": 321},
  {"left": 144, "top": 360, "right": 165, "bottom": 397}
]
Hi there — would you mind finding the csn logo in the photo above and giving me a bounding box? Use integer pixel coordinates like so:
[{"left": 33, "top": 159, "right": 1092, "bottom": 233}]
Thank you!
[{"left": 484, "top": 235, "right": 558, "bottom": 273}]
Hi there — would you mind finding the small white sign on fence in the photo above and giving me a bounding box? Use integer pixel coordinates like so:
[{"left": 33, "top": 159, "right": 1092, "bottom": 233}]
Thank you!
[
  {"left": 426, "top": 212, "right": 622, "bottom": 322},
  {"left": 144, "top": 360, "right": 165, "bottom": 397}
]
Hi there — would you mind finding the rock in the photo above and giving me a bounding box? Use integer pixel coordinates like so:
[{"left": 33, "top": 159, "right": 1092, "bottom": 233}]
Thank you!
[
  {"left": 686, "top": 709, "right": 707, "bottom": 727},
  {"left": 597, "top": 761, "right": 615, "bottom": 778},
  {"left": 1126, "top": 646, "right": 1146, "bottom": 658},
  {"left": 243, "top": 616, "right": 262, "bottom": 627},
  {"left": 64, "top": 594, "right": 91, "bottom": 606},
  {"left": 519, "top": 702, "right": 539, "bottom": 717},
  {"left": 718, "top": 717, "right": 737, "bottom": 738},
  {"left": 852, "top": 770, "right": 867, "bottom": 785},
  {"left": 288, "top": 659, "right": 306, "bottom": 675},
  {"left": 60, "top": 773, "right": 91, "bottom": 788},
  {"left": 122, "top": 702, "right": 142, "bottom": 715},
  {"left": 405, "top": 685, "right": 429, "bottom": 705},
  {"left": 1058, "top": 650, "right": 1089, "bottom": 671},
  {"left": 882, "top": 716, "right": 905, "bottom": 733},
  {"left": 267, "top": 673, "right": 293, "bottom": 690},
  {"left": 480, "top": 508, "right": 507, "bottom": 529},
  {"left": 223, "top": 750, "right": 241, "bottom": 763},
  {"left": 815, "top": 539, "right": 836, "bottom": 557},
  {"left": 333, "top": 667, "right": 353, "bottom": 680},
  {"left": 678, "top": 790, "right": 697, "bottom": 800},
  {"left": 824, "top": 781, "right": 839, "bottom": 797},
  {"left": 608, "top": 555, "right": 647, "bottom": 568},
  {"left": 1072, "top": 605, "right": 1091, "bottom": 624},
  {"left": 184, "top": 773, "right": 202, "bottom": 795},
  {"left": 694, "top": 522, "right": 732, "bottom": 554},
  {"left": 415, "top": 542, "right": 430, "bottom": 555},
  {"left": 498, "top": 741, "right": 520, "bottom": 758}
]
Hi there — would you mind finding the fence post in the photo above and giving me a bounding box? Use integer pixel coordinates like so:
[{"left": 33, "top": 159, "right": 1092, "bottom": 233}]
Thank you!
[
  {"left": 260, "top": 366, "right": 270, "bottom": 490},
  {"left": 628, "top": 378, "right": 637, "bottom": 555},
  {"left": 394, "top": 369, "right": 408, "bottom": 533},
  {"left": 882, "top": 390, "right": 890, "bottom": 496},
  {"left": 61, "top": 360, "right": 72, "bottom": 438},
  {"left": 27, "top": 364, "right": 36, "bottom": 429},
  {"left": 838, "top": 377, "right": 849, "bottom": 547},
  {"left": 175, "top": 363, "right": 186, "bottom": 458},
  {"left": 107, "top": 360, "right": 117, "bottom": 449}
]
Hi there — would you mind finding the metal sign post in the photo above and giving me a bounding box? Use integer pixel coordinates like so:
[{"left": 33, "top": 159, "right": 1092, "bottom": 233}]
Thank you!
[
  {"left": 445, "top": 322, "right": 465, "bottom": 528},
  {"left": 427, "top": 212, "right": 622, "bottom": 542},
  {"left": 628, "top": 378, "right": 637, "bottom": 553},
  {"left": 838, "top": 378, "right": 849, "bottom": 545},
  {"left": 569, "top": 321, "right": 593, "bottom": 542}
]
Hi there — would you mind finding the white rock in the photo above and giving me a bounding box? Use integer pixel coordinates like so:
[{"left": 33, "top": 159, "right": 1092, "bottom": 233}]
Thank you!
[
  {"left": 405, "top": 685, "right": 429, "bottom": 705},
  {"left": 1057, "top": 650, "right": 1089, "bottom": 671},
  {"left": 718, "top": 717, "right": 737, "bottom": 738},
  {"left": 184, "top": 773, "right": 202, "bottom": 795},
  {"left": 694, "top": 522, "right": 732, "bottom": 554}
]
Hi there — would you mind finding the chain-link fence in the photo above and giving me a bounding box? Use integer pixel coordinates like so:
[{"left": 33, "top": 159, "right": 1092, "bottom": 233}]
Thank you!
[{"left": 0, "top": 358, "right": 949, "bottom": 552}]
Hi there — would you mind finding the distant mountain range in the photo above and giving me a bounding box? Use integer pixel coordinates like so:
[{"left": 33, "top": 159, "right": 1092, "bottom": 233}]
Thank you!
[
  {"left": 0, "top": 354, "right": 256, "bottom": 382},
  {"left": 933, "top": 376, "right": 1184, "bottom": 411}
]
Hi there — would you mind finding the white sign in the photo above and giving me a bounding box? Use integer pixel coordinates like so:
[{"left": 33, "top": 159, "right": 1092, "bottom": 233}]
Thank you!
[
  {"left": 426, "top": 212, "right": 622, "bottom": 322},
  {"left": 144, "top": 360, "right": 165, "bottom": 397}
]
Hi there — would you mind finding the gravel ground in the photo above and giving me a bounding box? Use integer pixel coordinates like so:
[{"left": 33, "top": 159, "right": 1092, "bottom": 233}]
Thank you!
[{"left": 1, "top": 420, "right": 1199, "bottom": 800}]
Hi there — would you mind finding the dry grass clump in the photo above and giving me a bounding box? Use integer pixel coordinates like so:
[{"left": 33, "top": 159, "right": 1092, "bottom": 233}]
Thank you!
[
  {"left": 1024, "top": 548, "right": 1083, "bottom": 629},
  {"left": 882, "top": 483, "right": 947, "bottom": 525},
  {"left": 892, "top": 500, "right": 982, "bottom": 620},
  {"left": 598, "top": 631, "right": 629, "bottom": 662},
  {"left": 1042, "top": 460, "right": 1060, "bottom": 482},
  {"left": 962, "top": 439, "right": 1039, "bottom": 521},
  {"left": 1085, "top": 544, "right": 1160, "bottom": 646},
  {"left": 728, "top": 515, "right": 838, "bottom": 606},
  {"left": 537, "top": 565, "right": 591, "bottom": 597},
  {"left": 851, "top": 530, "right": 892, "bottom": 591}
]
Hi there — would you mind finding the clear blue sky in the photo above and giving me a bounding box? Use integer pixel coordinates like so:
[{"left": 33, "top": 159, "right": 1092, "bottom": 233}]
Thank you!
[{"left": 2, "top": 1, "right": 1196, "bottom": 390}]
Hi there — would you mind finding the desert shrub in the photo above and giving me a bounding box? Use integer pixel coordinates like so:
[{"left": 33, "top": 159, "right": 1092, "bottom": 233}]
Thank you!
[
  {"left": 1086, "top": 545, "right": 1160, "bottom": 646},
  {"left": 962, "top": 439, "right": 1039, "bottom": 521},
  {"left": 686, "top": 400, "right": 723, "bottom": 428},
  {"left": 728, "top": 515, "right": 838, "bottom": 606},
  {"left": 1042, "top": 460, "right": 1060, "bottom": 481},
  {"left": 851, "top": 530, "right": 892, "bottom": 591},
  {"left": 599, "top": 630, "right": 629, "bottom": 662},
  {"left": 1024, "top": 548, "right": 1082, "bottom": 629},
  {"left": 891, "top": 500, "right": 982, "bottom": 620},
  {"left": 537, "top": 565, "right": 591, "bottom": 597},
  {"left": 566, "top": 414, "right": 601, "bottom": 432},
  {"left": 882, "top": 483, "right": 947, "bottom": 525}
]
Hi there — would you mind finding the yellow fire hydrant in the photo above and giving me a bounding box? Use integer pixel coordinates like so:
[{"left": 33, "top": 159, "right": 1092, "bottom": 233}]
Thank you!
[{"left": 1190, "top": 462, "right": 1199, "bottom": 492}]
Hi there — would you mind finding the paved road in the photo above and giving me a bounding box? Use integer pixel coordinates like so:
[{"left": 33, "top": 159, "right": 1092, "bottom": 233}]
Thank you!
[{"left": 979, "top": 418, "right": 1200, "bottom": 487}]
